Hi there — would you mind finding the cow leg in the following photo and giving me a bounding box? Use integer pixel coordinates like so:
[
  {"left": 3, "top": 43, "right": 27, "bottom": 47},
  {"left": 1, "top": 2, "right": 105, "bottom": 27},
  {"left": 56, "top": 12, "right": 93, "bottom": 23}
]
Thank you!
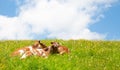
[{"left": 20, "top": 51, "right": 33, "bottom": 59}]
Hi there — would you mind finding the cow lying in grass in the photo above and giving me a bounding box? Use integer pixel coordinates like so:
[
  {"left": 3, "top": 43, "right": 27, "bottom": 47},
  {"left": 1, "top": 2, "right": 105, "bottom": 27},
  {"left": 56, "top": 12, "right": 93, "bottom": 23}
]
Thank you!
[
  {"left": 20, "top": 47, "right": 49, "bottom": 59},
  {"left": 11, "top": 40, "right": 48, "bottom": 59},
  {"left": 50, "top": 42, "right": 70, "bottom": 55},
  {"left": 43, "top": 42, "right": 70, "bottom": 55}
]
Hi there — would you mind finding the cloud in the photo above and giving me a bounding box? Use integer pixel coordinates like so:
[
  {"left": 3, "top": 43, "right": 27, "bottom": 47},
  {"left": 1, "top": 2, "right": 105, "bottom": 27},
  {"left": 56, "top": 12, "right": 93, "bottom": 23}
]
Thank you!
[
  {"left": 0, "top": 16, "right": 33, "bottom": 40},
  {"left": 0, "top": 0, "right": 118, "bottom": 40}
]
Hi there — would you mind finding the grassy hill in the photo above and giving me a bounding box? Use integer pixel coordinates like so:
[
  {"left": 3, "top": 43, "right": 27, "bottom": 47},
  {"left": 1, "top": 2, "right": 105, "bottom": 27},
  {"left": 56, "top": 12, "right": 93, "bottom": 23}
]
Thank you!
[{"left": 0, "top": 40, "right": 120, "bottom": 70}]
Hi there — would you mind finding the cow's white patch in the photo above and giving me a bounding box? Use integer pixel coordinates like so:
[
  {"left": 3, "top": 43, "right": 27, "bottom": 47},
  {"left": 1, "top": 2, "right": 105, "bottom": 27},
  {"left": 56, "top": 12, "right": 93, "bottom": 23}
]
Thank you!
[
  {"left": 19, "top": 50, "right": 25, "bottom": 55},
  {"left": 36, "top": 49, "right": 43, "bottom": 55},
  {"left": 20, "top": 53, "right": 27, "bottom": 59},
  {"left": 28, "top": 46, "right": 35, "bottom": 54}
]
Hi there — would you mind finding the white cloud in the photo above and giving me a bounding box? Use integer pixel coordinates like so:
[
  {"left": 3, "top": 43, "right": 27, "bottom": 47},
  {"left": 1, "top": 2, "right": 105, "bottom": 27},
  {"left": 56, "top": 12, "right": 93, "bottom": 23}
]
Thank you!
[
  {"left": 0, "top": 0, "right": 118, "bottom": 40},
  {"left": 0, "top": 16, "right": 33, "bottom": 40}
]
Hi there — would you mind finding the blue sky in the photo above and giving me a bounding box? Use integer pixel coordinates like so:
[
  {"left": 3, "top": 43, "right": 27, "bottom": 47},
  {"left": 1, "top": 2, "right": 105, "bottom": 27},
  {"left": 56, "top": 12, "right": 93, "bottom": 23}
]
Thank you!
[
  {"left": 89, "top": 2, "right": 120, "bottom": 40},
  {"left": 0, "top": 0, "right": 120, "bottom": 40},
  {"left": 0, "top": 0, "right": 17, "bottom": 17}
]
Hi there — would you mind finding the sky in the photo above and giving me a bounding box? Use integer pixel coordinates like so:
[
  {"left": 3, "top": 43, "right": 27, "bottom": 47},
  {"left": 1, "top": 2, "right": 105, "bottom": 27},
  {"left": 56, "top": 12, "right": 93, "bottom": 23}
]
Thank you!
[{"left": 0, "top": 0, "right": 120, "bottom": 40}]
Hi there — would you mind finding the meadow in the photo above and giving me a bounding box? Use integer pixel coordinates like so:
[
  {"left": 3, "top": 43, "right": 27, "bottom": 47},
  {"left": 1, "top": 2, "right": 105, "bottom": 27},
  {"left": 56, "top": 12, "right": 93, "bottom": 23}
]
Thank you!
[{"left": 0, "top": 40, "right": 120, "bottom": 70}]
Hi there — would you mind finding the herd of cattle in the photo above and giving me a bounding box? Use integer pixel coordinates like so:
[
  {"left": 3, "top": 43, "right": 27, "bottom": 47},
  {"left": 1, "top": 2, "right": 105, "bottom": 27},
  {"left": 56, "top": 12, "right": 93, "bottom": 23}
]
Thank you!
[{"left": 11, "top": 40, "right": 70, "bottom": 59}]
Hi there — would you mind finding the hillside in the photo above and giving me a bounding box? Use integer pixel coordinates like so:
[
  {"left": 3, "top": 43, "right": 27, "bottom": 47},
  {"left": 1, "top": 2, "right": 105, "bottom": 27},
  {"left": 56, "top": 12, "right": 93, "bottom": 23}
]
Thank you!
[{"left": 0, "top": 40, "right": 120, "bottom": 70}]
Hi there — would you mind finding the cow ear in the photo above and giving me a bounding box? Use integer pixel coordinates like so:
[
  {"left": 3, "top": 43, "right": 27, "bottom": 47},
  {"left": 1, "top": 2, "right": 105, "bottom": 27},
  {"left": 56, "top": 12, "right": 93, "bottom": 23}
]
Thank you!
[
  {"left": 38, "top": 40, "right": 40, "bottom": 43},
  {"left": 51, "top": 42, "right": 54, "bottom": 44}
]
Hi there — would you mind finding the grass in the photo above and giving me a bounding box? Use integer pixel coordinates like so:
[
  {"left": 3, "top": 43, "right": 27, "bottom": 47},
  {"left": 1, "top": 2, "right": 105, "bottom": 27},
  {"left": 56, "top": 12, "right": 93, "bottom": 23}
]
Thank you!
[{"left": 0, "top": 39, "right": 120, "bottom": 70}]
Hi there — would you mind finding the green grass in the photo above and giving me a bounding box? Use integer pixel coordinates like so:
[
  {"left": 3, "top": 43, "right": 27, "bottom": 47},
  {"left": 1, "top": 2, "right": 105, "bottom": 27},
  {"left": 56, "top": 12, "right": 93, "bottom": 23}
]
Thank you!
[{"left": 0, "top": 40, "right": 120, "bottom": 70}]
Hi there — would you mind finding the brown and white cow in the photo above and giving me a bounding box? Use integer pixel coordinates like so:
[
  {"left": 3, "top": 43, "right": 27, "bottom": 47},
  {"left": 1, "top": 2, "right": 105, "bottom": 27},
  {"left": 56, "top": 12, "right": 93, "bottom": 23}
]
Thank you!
[
  {"left": 20, "top": 48, "right": 49, "bottom": 59},
  {"left": 50, "top": 42, "right": 70, "bottom": 55},
  {"left": 11, "top": 40, "right": 48, "bottom": 59}
]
